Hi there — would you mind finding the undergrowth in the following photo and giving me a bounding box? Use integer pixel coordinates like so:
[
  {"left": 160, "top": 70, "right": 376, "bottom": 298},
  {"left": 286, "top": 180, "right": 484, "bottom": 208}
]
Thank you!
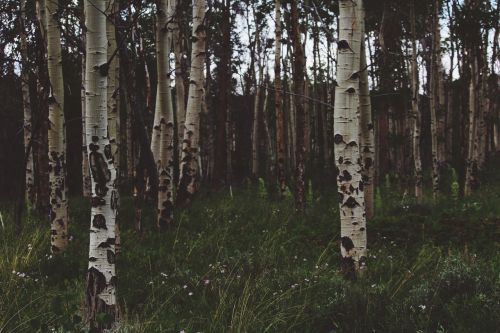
[{"left": 0, "top": 171, "right": 499, "bottom": 332}]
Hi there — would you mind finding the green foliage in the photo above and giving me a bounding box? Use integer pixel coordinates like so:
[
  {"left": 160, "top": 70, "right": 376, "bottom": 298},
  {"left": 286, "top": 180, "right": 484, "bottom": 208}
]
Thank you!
[{"left": 0, "top": 181, "right": 499, "bottom": 332}]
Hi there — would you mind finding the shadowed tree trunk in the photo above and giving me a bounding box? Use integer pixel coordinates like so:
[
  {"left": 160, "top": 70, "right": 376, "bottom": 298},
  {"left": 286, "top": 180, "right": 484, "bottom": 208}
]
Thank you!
[
  {"left": 20, "top": 0, "right": 35, "bottom": 206},
  {"left": 359, "top": 0, "right": 374, "bottom": 219},
  {"left": 177, "top": 0, "right": 206, "bottom": 203},
  {"left": 290, "top": 0, "right": 306, "bottom": 212},
  {"left": 410, "top": 0, "right": 423, "bottom": 202},
  {"left": 45, "top": 0, "right": 68, "bottom": 254},
  {"left": 154, "top": 0, "right": 175, "bottom": 229},
  {"left": 274, "top": 0, "right": 286, "bottom": 197}
]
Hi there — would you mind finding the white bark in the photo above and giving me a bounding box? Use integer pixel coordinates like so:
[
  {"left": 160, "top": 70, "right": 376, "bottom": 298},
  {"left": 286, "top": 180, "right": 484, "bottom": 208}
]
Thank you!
[
  {"left": 82, "top": 33, "right": 92, "bottom": 198},
  {"left": 178, "top": 0, "right": 206, "bottom": 202},
  {"left": 430, "top": 0, "right": 441, "bottom": 199},
  {"left": 334, "top": 0, "right": 367, "bottom": 276},
  {"left": 45, "top": 0, "right": 68, "bottom": 253},
  {"left": 107, "top": 0, "right": 120, "bottom": 177},
  {"left": 20, "top": 0, "right": 35, "bottom": 205},
  {"left": 410, "top": 1, "right": 423, "bottom": 202},
  {"left": 172, "top": 0, "right": 186, "bottom": 164},
  {"left": 155, "top": 0, "right": 175, "bottom": 227},
  {"left": 85, "top": 0, "right": 117, "bottom": 326},
  {"left": 358, "top": 0, "right": 374, "bottom": 220}
]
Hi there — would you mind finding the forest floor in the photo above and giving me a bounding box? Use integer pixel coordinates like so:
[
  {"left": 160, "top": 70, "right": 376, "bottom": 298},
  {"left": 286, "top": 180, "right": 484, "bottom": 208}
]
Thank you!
[{"left": 1, "top": 166, "right": 499, "bottom": 332}]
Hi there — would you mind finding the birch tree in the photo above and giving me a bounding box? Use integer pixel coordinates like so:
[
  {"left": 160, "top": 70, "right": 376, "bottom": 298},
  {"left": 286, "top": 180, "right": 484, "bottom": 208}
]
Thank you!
[
  {"left": 274, "top": 0, "right": 286, "bottom": 196},
  {"left": 290, "top": 0, "right": 306, "bottom": 212},
  {"left": 410, "top": 0, "right": 423, "bottom": 202},
  {"left": 334, "top": 0, "right": 367, "bottom": 277},
  {"left": 45, "top": 0, "right": 68, "bottom": 253},
  {"left": 20, "top": 0, "right": 35, "bottom": 205},
  {"left": 358, "top": 0, "right": 374, "bottom": 219},
  {"left": 430, "top": 0, "right": 441, "bottom": 199},
  {"left": 177, "top": 0, "right": 206, "bottom": 203},
  {"left": 84, "top": 0, "right": 118, "bottom": 328},
  {"left": 153, "top": 0, "right": 175, "bottom": 228}
]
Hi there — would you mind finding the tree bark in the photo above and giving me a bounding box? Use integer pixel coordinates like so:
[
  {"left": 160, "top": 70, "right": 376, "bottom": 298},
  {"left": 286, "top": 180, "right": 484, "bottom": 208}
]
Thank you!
[
  {"left": 45, "top": 0, "right": 68, "bottom": 254},
  {"left": 20, "top": 0, "right": 35, "bottom": 205},
  {"left": 410, "top": 1, "right": 423, "bottom": 202},
  {"left": 290, "top": 0, "right": 306, "bottom": 212},
  {"left": 334, "top": 0, "right": 367, "bottom": 278},
  {"left": 274, "top": 0, "right": 286, "bottom": 196},
  {"left": 359, "top": 0, "right": 374, "bottom": 220},
  {"left": 84, "top": 0, "right": 118, "bottom": 329},
  {"left": 154, "top": 0, "right": 175, "bottom": 228},
  {"left": 177, "top": 0, "right": 206, "bottom": 203}
]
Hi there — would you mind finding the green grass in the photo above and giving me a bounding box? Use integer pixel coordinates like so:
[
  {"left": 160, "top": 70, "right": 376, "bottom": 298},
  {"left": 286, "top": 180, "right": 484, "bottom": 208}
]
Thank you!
[{"left": 0, "top": 172, "right": 499, "bottom": 332}]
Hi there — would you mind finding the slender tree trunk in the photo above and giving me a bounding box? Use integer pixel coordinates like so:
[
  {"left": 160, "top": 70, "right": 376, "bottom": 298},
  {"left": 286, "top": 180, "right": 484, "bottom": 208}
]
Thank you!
[
  {"left": 172, "top": 0, "right": 187, "bottom": 169},
  {"left": 359, "top": 0, "right": 374, "bottom": 219},
  {"left": 213, "top": 0, "right": 231, "bottom": 187},
  {"left": 35, "top": 0, "right": 50, "bottom": 216},
  {"left": 20, "top": 0, "right": 35, "bottom": 205},
  {"left": 82, "top": 32, "right": 92, "bottom": 198},
  {"left": 251, "top": 28, "right": 262, "bottom": 179},
  {"left": 84, "top": 0, "right": 118, "bottom": 328},
  {"left": 290, "top": 0, "right": 306, "bottom": 212},
  {"left": 410, "top": 1, "right": 423, "bottom": 202},
  {"left": 177, "top": 0, "right": 206, "bottom": 203},
  {"left": 429, "top": 0, "right": 441, "bottom": 199},
  {"left": 154, "top": 0, "right": 175, "bottom": 228},
  {"left": 275, "top": 0, "right": 286, "bottom": 196},
  {"left": 107, "top": 0, "right": 120, "bottom": 181},
  {"left": 334, "top": 0, "right": 367, "bottom": 278},
  {"left": 45, "top": 0, "right": 68, "bottom": 253}
]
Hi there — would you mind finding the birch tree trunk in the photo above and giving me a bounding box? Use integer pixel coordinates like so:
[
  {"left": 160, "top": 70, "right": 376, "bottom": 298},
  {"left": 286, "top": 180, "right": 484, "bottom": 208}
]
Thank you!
[
  {"left": 334, "top": 0, "right": 367, "bottom": 278},
  {"left": 274, "top": 0, "right": 286, "bottom": 197},
  {"left": 84, "top": 0, "right": 118, "bottom": 328},
  {"left": 154, "top": 0, "right": 175, "bottom": 228},
  {"left": 290, "top": 0, "right": 306, "bottom": 212},
  {"left": 20, "top": 0, "right": 35, "bottom": 205},
  {"left": 251, "top": 26, "right": 262, "bottom": 179},
  {"left": 429, "top": 0, "right": 441, "bottom": 199},
  {"left": 107, "top": 0, "right": 120, "bottom": 180},
  {"left": 410, "top": 1, "right": 423, "bottom": 202},
  {"left": 359, "top": 0, "right": 374, "bottom": 220},
  {"left": 172, "top": 0, "right": 187, "bottom": 166},
  {"left": 177, "top": 0, "right": 206, "bottom": 203},
  {"left": 45, "top": 0, "right": 68, "bottom": 253},
  {"left": 82, "top": 33, "right": 92, "bottom": 198}
]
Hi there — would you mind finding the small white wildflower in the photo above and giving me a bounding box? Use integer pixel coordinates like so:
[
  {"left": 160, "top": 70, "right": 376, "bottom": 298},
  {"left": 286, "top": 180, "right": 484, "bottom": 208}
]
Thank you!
[
  {"left": 303, "top": 258, "right": 307, "bottom": 262},
  {"left": 273, "top": 292, "right": 278, "bottom": 296},
  {"left": 236, "top": 275, "right": 241, "bottom": 279},
  {"left": 419, "top": 304, "right": 426, "bottom": 311},
  {"left": 188, "top": 292, "right": 193, "bottom": 296},
  {"left": 294, "top": 255, "right": 298, "bottom": 260},
  {"left": 148, "top": 281, "right": 153, "bottom": 285},
  {"left": 12, "top": 270, "right": 16, "bottom": 274},
  {"left": 180, "top": 330, "right": 186, "bottom": 333},
  {"left": 204, "top": 279, "right": 210, "bottom": 285},
  {"left": 304, "top": 278, "right": 310, "bottom": 282},
  {"left": 161, "top": 272, "right": 168, "bottom": 277},
  {"left": 220, "top": 269, "right": 225, "bottom": 274},
  {"left": 371, "top": 284, "right": 376, "bottom": 288},
  {"left": 315, "top": 265, "right": 319, "bottom": 269},
  {"left": 183, "top": 285, "right": 188, "bottom": 289}
]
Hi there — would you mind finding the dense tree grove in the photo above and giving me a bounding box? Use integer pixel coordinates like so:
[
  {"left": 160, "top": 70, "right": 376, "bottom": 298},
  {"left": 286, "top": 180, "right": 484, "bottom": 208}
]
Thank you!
[{"left": 0, "top": 0, "right": 498, "bottom": 331}]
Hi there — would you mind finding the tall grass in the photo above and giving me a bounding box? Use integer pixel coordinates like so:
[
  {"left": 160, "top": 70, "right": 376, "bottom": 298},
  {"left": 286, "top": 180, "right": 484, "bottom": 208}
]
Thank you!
[{"left": 0, "top": 178, "right": 499, "bottom": 332}]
